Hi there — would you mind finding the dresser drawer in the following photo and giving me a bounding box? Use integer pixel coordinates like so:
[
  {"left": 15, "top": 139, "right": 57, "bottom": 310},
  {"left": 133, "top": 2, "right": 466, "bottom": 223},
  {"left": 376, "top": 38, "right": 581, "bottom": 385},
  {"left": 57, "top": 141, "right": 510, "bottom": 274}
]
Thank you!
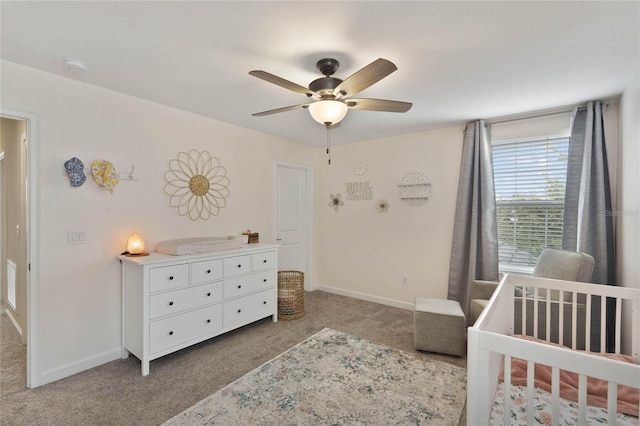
[
  {"left": 149, "top": 282, "right": 223, "bottom": 320},
  {"left": 223, "top": 271, "right": 274, "bottom": 300},
  {"left": 149, "top": 304, "right": 223, "bottom": 354},
  {"left": 149, "top": 264, "right": 189, "bottom": 292},
  {"left": 224, "top": 255, "right": 252, "bottom": 277},
  {"left": 252, "top": 251, "right": 275, "bottom": 271},
  {"left": 223, "top": 288, "right": 275, "bottom": 329},
  {"left": 191, "top": 259, "right": 223, "bottom": 284}
]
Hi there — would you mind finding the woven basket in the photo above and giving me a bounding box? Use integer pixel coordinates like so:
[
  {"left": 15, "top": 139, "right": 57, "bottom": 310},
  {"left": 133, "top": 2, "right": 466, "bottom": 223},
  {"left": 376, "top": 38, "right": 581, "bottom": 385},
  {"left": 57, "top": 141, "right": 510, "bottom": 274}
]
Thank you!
[{"left": 277, "top": 270, "right": 304, "bottom": 320}]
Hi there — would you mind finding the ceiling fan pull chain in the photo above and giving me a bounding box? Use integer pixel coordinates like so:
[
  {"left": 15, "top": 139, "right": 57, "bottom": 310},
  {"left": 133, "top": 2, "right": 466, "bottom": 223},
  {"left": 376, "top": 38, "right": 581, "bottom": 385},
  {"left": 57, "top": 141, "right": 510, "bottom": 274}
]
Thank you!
[{"left": 326, "top": 124, "right": 331, "bottom": 165}]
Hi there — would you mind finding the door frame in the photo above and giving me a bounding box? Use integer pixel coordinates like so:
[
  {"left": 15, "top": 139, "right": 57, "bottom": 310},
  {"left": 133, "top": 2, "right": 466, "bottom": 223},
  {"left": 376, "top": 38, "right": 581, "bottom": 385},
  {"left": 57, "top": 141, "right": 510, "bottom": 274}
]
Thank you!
[
  {"left": 273, "top": 162, "right": 314, "bottom": 290},
  {"left": 1, "top": 107, "right": 40, "bottom": 388}
]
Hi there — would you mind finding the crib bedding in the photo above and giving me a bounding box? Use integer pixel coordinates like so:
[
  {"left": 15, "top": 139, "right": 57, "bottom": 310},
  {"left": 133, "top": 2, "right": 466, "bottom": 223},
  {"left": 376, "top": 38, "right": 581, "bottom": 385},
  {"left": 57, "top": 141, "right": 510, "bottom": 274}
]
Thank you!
[
  {"left": 489, "top": 382, "right": 639, "bottom": 426},
  {"left": 500, "top": 335, "right": 639, "bottom": 417}
]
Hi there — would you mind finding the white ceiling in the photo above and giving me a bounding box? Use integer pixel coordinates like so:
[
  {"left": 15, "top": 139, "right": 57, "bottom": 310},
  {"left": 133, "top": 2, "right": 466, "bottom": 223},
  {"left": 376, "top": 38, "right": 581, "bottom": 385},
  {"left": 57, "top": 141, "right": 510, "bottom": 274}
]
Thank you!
[{"left": 1, "top": 1, "right": 638, "bottom": 147}]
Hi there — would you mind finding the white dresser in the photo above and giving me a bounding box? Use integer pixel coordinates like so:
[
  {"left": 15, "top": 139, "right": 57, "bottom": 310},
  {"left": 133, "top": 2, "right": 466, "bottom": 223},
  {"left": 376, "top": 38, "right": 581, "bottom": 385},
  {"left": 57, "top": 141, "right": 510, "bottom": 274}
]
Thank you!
[{"left": 119, "top": 244, "right": 278, "bottom": 375}]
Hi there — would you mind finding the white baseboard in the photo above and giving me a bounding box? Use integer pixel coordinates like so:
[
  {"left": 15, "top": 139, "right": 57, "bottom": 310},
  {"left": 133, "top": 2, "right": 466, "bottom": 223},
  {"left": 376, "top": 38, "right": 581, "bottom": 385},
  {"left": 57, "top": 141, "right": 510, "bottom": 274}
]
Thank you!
[
  {"left": 35, "top": 286, "right": 409, "bottom": 386},
  {"left": 40, "top": 349, "right": 122, "bottom": 386},
  {"left": 314, "top": 284, "right": 413, "bottom": 311},
  {"left": 5, "top": 308, "right": 23, "bottom": 337}
]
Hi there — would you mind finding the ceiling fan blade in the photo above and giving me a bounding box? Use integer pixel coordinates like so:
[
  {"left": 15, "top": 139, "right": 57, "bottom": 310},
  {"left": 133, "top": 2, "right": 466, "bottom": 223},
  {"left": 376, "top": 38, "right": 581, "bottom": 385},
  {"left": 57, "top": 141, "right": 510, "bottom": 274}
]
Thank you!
[
  {"left": 249, "top": 70, "right": 315, "bottom": 97},
  {"left": 333, "top": 58, "right": 397, "bottom": 98},
  {"left": 346, "top": 98, "right": 412, "bottom": 113},
  {"left": 252, "top": 103, "right": 310, "bottom": 117}
]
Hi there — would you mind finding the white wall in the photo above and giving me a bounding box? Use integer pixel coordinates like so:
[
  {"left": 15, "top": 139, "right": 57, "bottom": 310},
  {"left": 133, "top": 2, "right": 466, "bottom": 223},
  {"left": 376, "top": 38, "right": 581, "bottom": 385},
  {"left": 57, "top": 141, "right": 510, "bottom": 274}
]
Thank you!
[
  {"left": 617, "top": 83, "right": 640, "bottom": 290},
  {"left": 1, "top": 60, "right": 317, "bottom": 385},
  {"left": 618, "top": 79, "right": 640, "bottom": 355},
  {"left": 315, "top": 126, "right": 464, "bottom": 309}
]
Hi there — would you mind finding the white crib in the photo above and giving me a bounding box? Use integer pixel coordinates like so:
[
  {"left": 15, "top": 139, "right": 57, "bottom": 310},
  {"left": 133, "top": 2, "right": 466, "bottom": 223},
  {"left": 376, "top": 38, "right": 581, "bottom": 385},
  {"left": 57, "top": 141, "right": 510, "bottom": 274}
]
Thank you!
[{"left": 467, "top": 274, "right": 640, "bottom": 425}]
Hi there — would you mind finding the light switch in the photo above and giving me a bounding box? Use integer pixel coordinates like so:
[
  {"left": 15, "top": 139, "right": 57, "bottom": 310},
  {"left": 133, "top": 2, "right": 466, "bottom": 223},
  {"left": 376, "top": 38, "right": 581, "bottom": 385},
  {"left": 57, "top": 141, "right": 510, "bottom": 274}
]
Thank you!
[{"left": 68, "top": 229, "right": 87, "bottom": 245}]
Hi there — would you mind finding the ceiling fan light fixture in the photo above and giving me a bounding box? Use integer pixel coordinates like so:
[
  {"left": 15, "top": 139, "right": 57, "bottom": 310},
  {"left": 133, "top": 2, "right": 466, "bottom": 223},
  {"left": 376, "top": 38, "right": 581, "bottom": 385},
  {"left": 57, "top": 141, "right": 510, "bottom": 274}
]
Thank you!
[
  {"left": 308, "top": 100, "right": 348, "bottom": 126},
  {"left": 249, "top": 57, "right": 411, "bottom": 128}
]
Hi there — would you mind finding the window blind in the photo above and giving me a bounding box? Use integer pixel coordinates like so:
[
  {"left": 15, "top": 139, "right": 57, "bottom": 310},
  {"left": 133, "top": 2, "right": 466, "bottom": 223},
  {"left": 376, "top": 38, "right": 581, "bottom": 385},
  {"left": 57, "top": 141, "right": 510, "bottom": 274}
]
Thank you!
[{"left": 493, "top": 136, "right": 569, "bottom": 267}]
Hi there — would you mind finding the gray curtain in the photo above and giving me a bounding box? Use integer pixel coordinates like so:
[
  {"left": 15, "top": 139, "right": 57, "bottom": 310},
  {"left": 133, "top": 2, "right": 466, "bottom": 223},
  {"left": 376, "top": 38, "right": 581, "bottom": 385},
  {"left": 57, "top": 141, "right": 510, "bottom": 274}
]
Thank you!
[
  {"left": 562, "top": 101, "right": 615, "bottom": 285},
  {"left": 447, "top": 120, "right": 499, "bottom": 319},
  {"left": 562, "top": 101, "right": 615, "bottom": 351}
]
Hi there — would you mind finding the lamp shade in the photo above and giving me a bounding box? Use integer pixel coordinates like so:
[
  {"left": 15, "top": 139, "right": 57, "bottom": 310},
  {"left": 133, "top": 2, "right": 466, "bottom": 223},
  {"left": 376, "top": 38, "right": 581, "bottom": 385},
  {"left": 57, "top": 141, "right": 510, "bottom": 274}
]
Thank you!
[
  {"left": 126, "top": 233, "right": 146, "bottom": 254},
  {"left": 308, "top": 100, "right": 348, "bottom": 126}
]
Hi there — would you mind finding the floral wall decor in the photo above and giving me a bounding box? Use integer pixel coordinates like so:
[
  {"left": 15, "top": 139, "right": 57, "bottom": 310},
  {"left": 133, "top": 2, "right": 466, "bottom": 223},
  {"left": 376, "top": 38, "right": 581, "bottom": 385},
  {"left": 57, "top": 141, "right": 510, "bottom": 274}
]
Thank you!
[
  {"left": 329, "top": 193, "right": 344, "bottom": 212},
  {"left": 376, "top": 199, "right": 390, "bottom": 213},
  {"left": 163, "top": 149, "right": 230, "bottom": 221}
]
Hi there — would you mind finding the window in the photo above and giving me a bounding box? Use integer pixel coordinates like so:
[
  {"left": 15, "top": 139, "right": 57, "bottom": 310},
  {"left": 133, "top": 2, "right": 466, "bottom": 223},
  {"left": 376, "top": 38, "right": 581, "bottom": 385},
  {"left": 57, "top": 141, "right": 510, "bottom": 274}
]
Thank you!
[{"left": 493, "top": 136, "right": 569, "bottom": 271}]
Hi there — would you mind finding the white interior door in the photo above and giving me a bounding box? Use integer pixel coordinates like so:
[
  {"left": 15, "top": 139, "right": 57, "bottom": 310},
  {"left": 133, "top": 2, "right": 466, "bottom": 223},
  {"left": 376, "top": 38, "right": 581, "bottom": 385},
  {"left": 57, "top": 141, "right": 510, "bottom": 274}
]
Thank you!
[{"left": 275, "top": 164, "right": 311, "bottom": 289}]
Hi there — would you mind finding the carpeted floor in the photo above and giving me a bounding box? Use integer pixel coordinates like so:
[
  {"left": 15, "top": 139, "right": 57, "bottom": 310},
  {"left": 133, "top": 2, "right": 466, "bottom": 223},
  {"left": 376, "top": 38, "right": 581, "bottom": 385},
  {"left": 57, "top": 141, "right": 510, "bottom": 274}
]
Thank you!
[{"left": 1, "top": 291, "right": 467, "bottom": 425}]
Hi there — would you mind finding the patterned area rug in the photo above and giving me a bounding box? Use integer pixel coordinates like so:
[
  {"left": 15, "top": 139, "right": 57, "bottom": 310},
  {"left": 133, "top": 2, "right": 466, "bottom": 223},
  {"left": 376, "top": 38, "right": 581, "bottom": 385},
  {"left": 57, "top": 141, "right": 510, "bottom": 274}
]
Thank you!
[{"left": 164, "top": 328, "right": 466, "bottom": 425}]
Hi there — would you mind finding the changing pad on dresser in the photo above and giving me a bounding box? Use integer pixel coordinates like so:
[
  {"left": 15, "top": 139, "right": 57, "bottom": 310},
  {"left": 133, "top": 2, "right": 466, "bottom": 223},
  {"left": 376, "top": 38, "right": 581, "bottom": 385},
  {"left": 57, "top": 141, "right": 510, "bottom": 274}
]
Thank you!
[{"left": 155, "top": 237, "right": 243, "bottom": 255}]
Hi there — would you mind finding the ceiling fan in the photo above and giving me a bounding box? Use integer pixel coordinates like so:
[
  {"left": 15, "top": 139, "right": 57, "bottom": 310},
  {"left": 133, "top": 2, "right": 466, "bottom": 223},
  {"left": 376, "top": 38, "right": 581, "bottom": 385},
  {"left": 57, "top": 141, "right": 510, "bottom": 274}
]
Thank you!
[{"left": 249, "top": 58, "right": 412, "bottom": 127}]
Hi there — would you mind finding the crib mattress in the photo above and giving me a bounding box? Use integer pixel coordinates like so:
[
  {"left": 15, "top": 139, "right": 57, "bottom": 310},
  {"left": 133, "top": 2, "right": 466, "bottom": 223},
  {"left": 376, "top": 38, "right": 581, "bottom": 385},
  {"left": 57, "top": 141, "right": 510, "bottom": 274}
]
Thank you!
[{"left": 489, "top": 382, "right": 639, "bottom": 426}]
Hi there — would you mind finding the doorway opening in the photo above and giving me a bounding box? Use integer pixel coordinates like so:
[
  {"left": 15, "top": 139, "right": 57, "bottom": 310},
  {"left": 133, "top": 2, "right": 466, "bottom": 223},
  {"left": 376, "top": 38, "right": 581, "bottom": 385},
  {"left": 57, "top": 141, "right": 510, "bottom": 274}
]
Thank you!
[
  {"left": 1, "top": 108, "right": 40, "bottom": 388},
  {"left": 1, "top": 118, "right": 27, "bottom": 340}
]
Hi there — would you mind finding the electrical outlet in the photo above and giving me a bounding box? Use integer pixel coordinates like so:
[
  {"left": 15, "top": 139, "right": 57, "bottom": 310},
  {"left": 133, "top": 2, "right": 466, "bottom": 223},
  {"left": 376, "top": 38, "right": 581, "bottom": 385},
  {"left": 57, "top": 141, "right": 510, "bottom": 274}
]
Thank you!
[{"left": 402, "top": 275, "right": 408, "bottom": 285}]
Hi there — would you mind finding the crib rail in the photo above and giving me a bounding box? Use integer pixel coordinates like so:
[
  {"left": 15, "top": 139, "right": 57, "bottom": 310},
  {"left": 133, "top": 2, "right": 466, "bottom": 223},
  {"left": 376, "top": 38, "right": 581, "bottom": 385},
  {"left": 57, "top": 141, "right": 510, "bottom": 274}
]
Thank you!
[{"left": 467, "top": 274, "right": 640, "bottom": 425}]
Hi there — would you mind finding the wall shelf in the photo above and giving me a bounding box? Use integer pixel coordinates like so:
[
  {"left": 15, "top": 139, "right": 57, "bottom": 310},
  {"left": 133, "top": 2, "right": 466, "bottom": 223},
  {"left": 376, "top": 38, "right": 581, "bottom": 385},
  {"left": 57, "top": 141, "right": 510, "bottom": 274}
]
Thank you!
[{"left": 398, "top": 172, "right": 431, "bottom": 206}]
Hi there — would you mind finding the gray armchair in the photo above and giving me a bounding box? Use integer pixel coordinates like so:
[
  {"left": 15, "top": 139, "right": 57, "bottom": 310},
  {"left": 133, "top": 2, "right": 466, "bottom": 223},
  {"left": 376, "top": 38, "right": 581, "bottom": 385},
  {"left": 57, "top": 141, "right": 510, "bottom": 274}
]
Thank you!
[
  {"left": 469, "top": 279, "right": 502, "bottom": 324},
  {"left": 469, "top": 248, "right": 595, "bottom": 325}
]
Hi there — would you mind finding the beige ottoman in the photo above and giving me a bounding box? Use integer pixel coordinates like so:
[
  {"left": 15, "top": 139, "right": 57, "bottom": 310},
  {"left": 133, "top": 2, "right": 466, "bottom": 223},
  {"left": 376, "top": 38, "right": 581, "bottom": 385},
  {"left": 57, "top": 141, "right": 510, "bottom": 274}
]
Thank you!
[{"left": 414, "top": 297, "right": 466, "bottom": 356}]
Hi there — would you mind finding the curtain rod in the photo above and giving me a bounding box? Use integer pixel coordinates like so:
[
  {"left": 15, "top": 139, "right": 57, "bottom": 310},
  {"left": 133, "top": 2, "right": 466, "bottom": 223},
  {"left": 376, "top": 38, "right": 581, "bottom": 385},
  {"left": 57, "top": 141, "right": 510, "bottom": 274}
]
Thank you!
[
  {"left": 488, "top": 105, "right": 582, "bottom": 125},
  {"left": 487, "top": 100, "right": 614, "bottom": 126}
]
